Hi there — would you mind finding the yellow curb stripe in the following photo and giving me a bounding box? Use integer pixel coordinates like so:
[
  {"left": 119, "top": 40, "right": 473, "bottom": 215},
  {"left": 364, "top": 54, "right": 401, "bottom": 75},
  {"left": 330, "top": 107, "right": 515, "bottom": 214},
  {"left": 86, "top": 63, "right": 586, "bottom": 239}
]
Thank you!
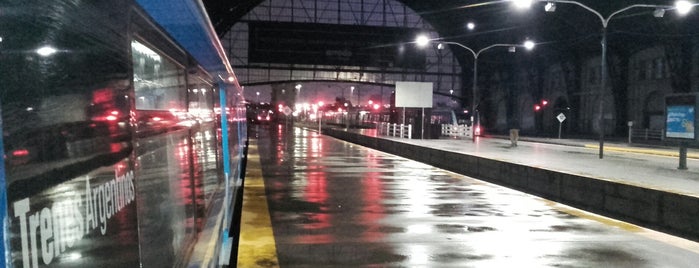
[
  {"left": 584, "top": 144, "right": 699, "bottom": 159},
  {"left": 237, "top": 142, "right": 280, "bottom": 268},
  {"left": 545, "top": 200, "right": 699, "bottom": 254},
  {"left": 544, "top": 200, "right": 643, "bottom": 233}
]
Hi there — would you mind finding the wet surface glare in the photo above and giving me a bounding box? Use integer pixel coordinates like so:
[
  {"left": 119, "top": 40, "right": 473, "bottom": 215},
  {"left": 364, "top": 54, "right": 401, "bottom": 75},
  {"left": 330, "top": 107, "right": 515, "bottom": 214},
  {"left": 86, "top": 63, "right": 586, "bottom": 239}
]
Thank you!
[{"left": 254, "top": 125, "right": 699, "bottom": 267}]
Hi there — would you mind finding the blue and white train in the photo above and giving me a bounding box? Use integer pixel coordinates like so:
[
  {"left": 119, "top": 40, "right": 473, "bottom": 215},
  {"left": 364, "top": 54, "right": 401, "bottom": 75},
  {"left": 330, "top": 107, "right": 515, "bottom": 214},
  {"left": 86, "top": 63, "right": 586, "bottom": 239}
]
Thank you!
[{"left": 0, "top": 0, "right": 247, "bottom": 267}]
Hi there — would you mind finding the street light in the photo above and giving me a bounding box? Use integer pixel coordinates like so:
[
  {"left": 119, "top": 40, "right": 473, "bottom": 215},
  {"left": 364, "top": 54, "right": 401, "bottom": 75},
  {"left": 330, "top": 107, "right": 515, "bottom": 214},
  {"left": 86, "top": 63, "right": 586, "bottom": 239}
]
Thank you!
[
  {"left": 415, "top": 35, "right": 430, "bottom": 47},
  {"left": 676, "top": 0, "right": 694, "bottom": 15},
  {"left": 519, "top": 0, "right": 695, "bottom": 159},
  {"left": 512, "top": 0, "right": 534, "bottom": 9},
  {"left": 295, "top": 84, "right": 302, "bottom": 109},
  {"left": 417, "top": 35, "right": 536, "bottom": 142},
  {"left": 350, "top": 86, "right": 355, "bottom": 105}
]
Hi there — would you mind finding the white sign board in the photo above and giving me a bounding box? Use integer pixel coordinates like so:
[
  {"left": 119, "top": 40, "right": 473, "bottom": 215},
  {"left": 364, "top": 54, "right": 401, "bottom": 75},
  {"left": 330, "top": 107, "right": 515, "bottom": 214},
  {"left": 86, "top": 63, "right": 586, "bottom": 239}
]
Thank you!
[
  {"left": 395, "top": 81, "right": 433, "bottom": 108},
  {"left": 557, "top": 113, "right": 566, "bottom": 123}
]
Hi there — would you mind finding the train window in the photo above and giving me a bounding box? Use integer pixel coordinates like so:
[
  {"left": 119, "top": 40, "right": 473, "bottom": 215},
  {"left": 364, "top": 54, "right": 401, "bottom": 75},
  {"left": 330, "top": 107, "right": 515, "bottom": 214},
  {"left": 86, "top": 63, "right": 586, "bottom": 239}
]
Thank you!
[
  {"left": 188, "top": 75, "right": 215, "bottom": 122},
  {"left": 131, "top": 41, "right": 187, "bottom": 112}
]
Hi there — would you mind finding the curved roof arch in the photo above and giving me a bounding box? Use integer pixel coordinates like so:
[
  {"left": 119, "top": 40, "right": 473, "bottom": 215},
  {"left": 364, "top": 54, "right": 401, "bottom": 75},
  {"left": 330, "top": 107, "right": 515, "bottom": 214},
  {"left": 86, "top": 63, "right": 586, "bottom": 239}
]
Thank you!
[{"left": 204, "top": 0, "right": 699, "bottom": 58}]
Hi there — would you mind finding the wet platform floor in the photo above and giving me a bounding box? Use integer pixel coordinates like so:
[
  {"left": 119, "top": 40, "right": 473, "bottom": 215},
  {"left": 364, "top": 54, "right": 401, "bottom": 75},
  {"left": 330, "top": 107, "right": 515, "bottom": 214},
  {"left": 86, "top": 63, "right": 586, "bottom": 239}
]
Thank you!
[{"left": 237, "top": 125, "right": 699, "bottom": 267}]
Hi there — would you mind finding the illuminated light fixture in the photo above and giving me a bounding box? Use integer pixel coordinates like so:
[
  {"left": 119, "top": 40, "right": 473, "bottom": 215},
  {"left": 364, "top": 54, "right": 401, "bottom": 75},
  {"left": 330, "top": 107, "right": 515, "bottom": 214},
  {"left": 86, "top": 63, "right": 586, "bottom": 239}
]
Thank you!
[
  {"left": 512, "top": 0, "right": 533, "bottom": 9},
  {"left": 523, "top": 40, "right": 536, "bottom": 50},
  {"left": 467, "top": 22, "right": 476, "bottom": 30},
  {"left": 437, "top": 43, "right": 444, "bottom": 50},
  {"left": 545, "top": 2, "right": 556, "bottom": 12},
  {"left": 415, "top": 35, "right": 430, "bottom": 47},
  {"left": 654, "top": 8, "right": 666, "bottom": 17},
  {"left": 676, "top": 0, "right": 694, "bottom": 15},
  {"left": 36, "top": 45, "right": 58, "bottom": 57},
  {"left": 508, "top": 46, "right": 516, "bottom": 53}
]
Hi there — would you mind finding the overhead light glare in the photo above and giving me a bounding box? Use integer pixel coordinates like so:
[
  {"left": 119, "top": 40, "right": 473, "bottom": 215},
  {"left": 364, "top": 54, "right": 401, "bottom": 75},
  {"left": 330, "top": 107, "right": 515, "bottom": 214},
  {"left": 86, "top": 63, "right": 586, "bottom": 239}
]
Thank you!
[
  {"left": 36, "top": 46, "right": 57, "bottom": 57},
  {"left": 675, "top": 0, "right": 693, "bottom": 15},
  {"left": 523, "top": 40, "right": 536, "bottom": 50},
  {"left": 415, "top": 35, "right": 430, "bottom": 47},
  {"left": 512, "top": 0, "right": 533, "bottom": 9}
]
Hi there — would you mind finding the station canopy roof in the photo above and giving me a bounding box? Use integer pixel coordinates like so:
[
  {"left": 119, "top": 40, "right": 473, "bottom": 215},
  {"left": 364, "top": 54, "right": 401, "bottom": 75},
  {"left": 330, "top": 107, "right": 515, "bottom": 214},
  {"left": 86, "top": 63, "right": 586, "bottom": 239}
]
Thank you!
[{"left": 202, "top": 0, "right": 699, "bottom": 61}]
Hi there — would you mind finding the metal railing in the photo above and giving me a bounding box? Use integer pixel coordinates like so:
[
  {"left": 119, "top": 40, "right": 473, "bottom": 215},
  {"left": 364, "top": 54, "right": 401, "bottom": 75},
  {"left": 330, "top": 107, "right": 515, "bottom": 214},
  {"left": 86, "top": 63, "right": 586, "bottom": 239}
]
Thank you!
[
  {"left": 629, "top": 128, "right": 664, "bottom": 143},
  {"left": 441, "top": 124, "right": 472, "bottom": 139},
  {"left": 377, "top": 122, "right": 412, "bottom": 139}
]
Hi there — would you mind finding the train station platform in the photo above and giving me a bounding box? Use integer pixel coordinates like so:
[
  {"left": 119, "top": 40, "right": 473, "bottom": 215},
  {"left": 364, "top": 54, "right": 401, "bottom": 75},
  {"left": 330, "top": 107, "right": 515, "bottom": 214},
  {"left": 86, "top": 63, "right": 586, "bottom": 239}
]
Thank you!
[
  {"left": 236, "top": 125, "right": 699, "bottom": 267},
  {"left": 320, "top": 126, "right": 699, "bottom": 242}
]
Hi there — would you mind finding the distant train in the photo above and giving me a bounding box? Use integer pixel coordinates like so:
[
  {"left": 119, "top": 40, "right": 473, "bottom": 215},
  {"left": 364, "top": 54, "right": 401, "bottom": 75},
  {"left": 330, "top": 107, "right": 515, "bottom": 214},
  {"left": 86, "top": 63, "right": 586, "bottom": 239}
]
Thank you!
[{"left": 0, "top": 1, "right": 246, "bottom": 267}]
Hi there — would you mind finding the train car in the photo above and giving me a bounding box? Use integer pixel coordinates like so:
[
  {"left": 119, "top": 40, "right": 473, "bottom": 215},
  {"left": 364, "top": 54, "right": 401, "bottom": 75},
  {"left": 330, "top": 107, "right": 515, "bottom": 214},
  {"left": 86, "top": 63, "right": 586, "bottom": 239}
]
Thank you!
[{"left": 0, "top": 0, "right": 246, "bottom": 267}]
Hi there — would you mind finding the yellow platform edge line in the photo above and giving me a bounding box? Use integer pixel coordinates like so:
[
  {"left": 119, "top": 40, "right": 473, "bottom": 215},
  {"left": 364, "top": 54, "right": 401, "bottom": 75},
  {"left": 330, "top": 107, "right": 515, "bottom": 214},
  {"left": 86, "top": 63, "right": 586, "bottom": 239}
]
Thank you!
[
  {"left": 237, "top": 142, "right": 280, "bottom": 268},
  {"left": 584, "top": 144, "right": 699, "bottom": 159}
]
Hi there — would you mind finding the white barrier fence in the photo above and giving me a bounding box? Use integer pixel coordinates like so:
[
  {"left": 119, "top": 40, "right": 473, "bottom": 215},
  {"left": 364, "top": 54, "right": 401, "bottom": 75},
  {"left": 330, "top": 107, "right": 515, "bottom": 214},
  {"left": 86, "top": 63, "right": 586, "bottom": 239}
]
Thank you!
[
  {"left": 441, "top": 124, "right": 472, "bottom": 139},
  {"left": 629, "top": 128, "right": 664, "bottom": 143},
  {"left": 377, "top": 123, "right": 412, "bottom": 139}
]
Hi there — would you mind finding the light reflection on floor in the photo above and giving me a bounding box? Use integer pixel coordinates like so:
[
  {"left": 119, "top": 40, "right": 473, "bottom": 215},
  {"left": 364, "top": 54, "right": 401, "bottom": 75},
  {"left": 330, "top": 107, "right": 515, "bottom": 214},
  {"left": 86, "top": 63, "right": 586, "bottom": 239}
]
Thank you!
[{"left": 252, "top": 125, "right": 699, "bottom": 267}]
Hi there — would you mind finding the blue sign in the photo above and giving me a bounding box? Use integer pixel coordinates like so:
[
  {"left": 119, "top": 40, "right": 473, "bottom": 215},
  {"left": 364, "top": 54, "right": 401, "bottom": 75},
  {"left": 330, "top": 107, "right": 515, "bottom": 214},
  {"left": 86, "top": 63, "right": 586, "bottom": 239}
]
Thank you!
[{"left": 666, "top": 105, "right": 695, "bottom": 139}]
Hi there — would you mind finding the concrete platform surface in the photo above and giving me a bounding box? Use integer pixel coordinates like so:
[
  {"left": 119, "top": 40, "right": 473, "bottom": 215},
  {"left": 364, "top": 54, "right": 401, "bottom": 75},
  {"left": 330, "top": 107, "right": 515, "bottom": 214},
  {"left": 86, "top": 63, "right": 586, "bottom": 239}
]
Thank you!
[
  {"left": 237, "top": 125, "right": 699, "bottom": 267},
  {"left": 372, "top": 132, "right": 699, "bottom": 198}
]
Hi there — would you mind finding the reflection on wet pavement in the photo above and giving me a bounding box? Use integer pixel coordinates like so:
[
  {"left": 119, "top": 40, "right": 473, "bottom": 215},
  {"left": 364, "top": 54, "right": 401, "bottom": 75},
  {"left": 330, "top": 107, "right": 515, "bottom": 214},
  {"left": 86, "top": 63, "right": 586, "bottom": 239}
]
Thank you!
[{"left": 253, "top": 125, "right": 699, "bottom": 267}]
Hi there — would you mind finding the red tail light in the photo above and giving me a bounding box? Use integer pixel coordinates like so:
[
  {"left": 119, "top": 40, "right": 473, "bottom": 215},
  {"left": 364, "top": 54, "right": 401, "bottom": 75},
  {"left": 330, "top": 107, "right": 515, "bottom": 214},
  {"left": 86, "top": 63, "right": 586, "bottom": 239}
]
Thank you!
[{"left": 12, "top": 149, "right": 30, "bottom": 157}]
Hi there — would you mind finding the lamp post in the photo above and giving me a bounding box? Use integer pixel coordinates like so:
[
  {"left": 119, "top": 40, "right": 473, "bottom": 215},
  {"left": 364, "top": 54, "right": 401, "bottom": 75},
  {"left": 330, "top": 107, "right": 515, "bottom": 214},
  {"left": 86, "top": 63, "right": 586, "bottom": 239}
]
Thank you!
[
  {"left": 295, "top": 83, "right": 302, "bottom": 102},
  {"left": 421, "top": 38, "right": 536, "bottom": 141},
  {"left": 513, "top": 0, "right": 695, "bottom": 158},
  {"left": 350, "top": 86, "right": 356, "bottom": 106}
]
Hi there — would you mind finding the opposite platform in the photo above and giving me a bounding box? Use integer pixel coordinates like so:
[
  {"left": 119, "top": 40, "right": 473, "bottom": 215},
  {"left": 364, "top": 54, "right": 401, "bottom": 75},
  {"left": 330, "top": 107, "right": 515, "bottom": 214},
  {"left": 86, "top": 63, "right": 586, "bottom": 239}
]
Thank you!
[{"left": 323, "top": 127, "right": 699, "bottom": 242}]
